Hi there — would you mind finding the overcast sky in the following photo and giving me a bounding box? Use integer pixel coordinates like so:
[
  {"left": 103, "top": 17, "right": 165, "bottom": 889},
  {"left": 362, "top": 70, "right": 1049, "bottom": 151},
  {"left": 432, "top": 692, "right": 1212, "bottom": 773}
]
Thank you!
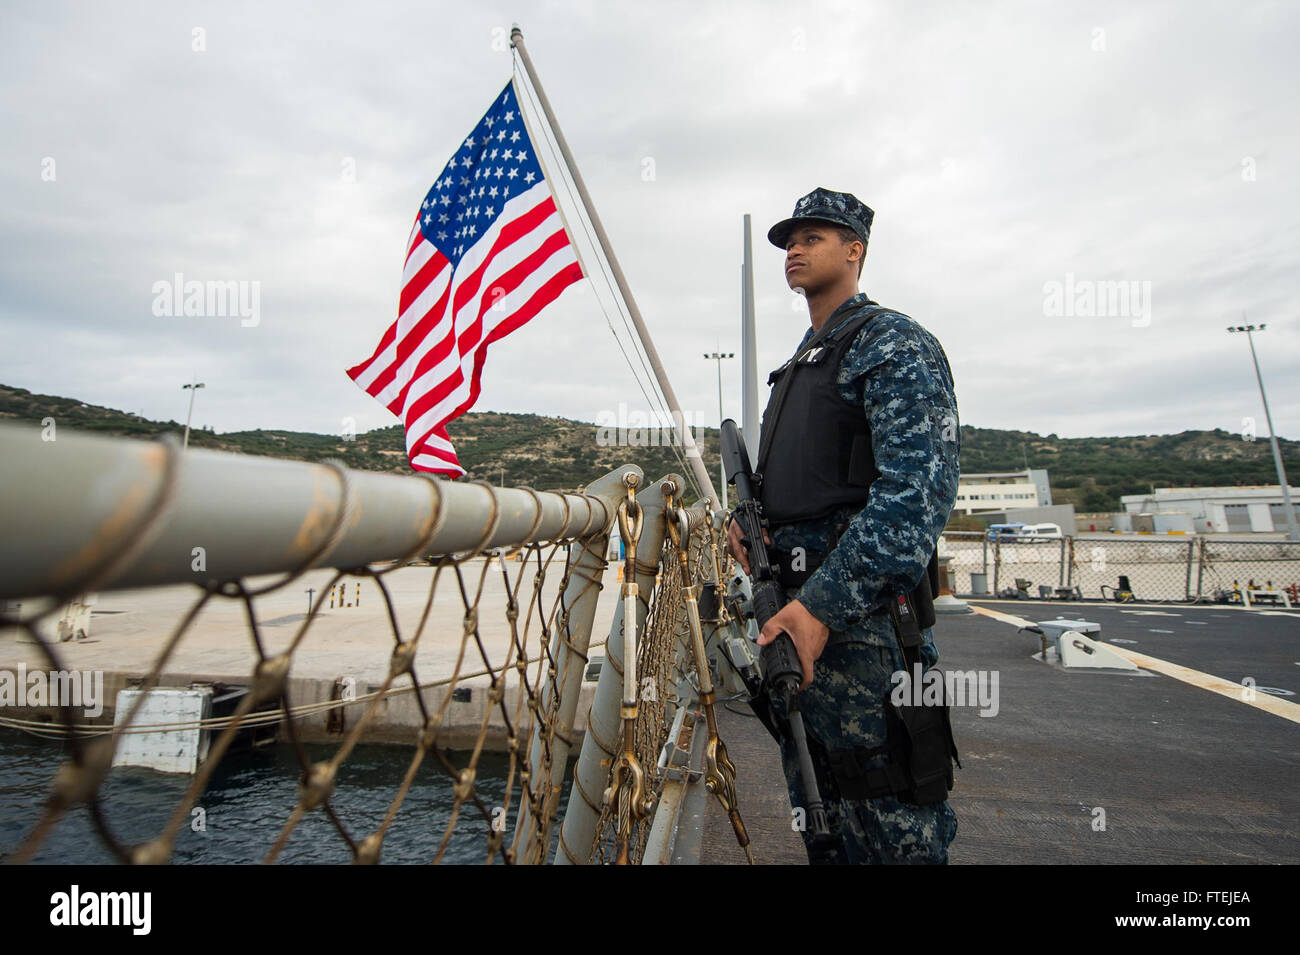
[{"left": 3, "top": 0, "right": 1297, "bottom": 447}]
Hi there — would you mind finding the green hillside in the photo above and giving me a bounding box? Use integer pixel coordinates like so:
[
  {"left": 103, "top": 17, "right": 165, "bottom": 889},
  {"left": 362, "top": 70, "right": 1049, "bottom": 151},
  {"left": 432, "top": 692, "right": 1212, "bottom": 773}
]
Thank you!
[
  {"left": 961, "top": 426, "right": 1300, "bottom": 512},
  {"left": 2, "top": 384, "right": 1295, "bottom": 510}
]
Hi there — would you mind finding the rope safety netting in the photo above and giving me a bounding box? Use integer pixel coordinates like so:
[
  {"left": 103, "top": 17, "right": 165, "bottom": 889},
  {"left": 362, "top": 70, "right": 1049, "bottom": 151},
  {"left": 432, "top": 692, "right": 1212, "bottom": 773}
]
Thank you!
[
  {"left": 2, "top": 467, "right": 751, "bottom": 865},
  {"left": 4, "top": 513, "right": 609, "bottom": 864}
]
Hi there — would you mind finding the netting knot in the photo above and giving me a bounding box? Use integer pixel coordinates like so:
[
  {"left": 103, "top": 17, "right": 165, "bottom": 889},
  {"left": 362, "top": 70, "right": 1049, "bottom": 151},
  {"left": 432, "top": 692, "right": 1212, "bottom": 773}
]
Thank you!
[
  {"left": 131, "top": 835, "right": 174, "bottom": 865},
  {"left": 389, "top": 641, "right": 416, "bottom": 678},
  {"left": 50, "top": 737, "right": 115, "bottom": 810},
  {"left": 419, "top": 720, "right": 439, "bottom": 751},
  {"left": 299, "top": 761, "right": 337, "bottom": 811},
  {"left": 453, "top": 767, "right": 476, "bottom": 801},
  {"left": 354, "top": 832, "right": 383, "bottom": 865},
  {"left": 252, "top": 653, "right": 291, "bottom": 704}
]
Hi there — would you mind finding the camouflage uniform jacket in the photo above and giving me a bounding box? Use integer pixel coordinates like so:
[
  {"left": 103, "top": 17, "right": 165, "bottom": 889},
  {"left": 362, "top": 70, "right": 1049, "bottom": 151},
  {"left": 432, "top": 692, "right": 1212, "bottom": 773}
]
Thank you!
[{"left": 767, "top": 292, "right": 960, "bottom": 647}]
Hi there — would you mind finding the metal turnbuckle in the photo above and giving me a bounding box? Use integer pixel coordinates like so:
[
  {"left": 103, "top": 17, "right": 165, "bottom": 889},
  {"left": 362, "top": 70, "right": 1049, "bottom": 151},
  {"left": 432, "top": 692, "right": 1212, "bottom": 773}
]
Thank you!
[{"left": 666, "top": 488, "right": 752, "bottom": 863}]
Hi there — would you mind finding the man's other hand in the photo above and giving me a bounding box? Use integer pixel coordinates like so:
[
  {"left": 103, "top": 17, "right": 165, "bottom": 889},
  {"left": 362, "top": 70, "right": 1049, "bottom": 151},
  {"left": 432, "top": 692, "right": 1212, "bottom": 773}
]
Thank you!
[
  {"left": 727, "top": 517, "right": 770, "bottom": 575},
  {"left": 757, "top": 599, "right": 829, "bottom": 690}
]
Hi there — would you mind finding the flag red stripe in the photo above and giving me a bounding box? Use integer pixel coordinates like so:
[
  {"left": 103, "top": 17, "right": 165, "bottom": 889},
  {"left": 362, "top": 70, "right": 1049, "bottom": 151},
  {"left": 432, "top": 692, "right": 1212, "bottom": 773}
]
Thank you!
[
  {"left": 374, "top": 199, "right": 555, "bottom": 407},
  {"left": 403, "top": 226, "right": 575, "bottom": 428},
  {"left": 347, "top": 244, "right": 450, "bottom": 391},
  {"left": 410, "top": 259, "right": 582, "bottom": 457},
  {"left": 446, "top": 196, "right": 560, "bottom": 322},
  {"left": 409, "top": 423, "right": 462, "bottom": 475},
  {"left": 346, "top": 320, "right": 398, "bottom": 384},
  {"left": 373, "top": 278, "right": 454, "bottom": 403},
  {"left": 398, "top": 243, "right": 448, "bottom": 316},
  {"left": 458, "top": 260, "right": 583, "bottom": 417}
]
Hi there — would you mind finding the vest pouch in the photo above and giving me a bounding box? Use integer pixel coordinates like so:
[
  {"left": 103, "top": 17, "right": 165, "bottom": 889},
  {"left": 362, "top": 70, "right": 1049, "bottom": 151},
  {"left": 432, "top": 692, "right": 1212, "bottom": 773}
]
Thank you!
[
  {"left": 885, "top": 680, "right": 959, "bottom": 806},
  {"left": 911, "top": 554, "right": 938, "bottom": 632}
]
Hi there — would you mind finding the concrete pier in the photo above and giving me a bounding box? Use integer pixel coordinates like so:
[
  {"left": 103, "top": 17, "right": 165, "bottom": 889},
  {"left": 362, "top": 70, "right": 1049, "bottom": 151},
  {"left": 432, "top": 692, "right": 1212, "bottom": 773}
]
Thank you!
[{"left": 0, "top": 559, "right": 625, "bottom": 747}]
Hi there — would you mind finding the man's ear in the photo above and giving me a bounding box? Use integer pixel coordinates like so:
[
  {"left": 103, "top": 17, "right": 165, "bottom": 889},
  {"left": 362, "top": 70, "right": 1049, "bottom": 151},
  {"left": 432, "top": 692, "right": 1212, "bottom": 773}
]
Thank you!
[{"left": 849, "top": 240, "right": 864, "bottom": 268}]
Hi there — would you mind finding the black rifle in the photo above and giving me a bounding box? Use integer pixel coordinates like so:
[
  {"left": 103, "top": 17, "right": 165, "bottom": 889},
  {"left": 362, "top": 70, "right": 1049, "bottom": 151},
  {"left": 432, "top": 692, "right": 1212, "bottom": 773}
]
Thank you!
[{"left": 720, "top": 418, "right": 834, "bottom": 847}]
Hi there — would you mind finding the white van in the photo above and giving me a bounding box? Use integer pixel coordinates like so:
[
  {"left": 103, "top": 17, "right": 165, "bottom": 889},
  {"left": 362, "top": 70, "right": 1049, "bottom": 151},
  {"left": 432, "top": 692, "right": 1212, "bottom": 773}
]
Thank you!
[{"left": 1018, "top": 523, "right": 1063, "bottom": 541}]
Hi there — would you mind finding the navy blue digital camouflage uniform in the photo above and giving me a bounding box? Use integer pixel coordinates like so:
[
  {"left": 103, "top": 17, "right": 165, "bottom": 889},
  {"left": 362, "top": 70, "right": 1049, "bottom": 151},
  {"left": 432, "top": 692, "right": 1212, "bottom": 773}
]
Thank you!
[{"left": 765, "top": 290, "right": 961, "bottom": 865}]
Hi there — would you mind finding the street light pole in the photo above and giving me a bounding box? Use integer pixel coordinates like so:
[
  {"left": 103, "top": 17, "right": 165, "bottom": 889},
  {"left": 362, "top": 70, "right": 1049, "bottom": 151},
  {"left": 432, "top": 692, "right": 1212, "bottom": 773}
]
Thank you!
[
  {"left": 704, "top": 351, "right": 734, "bottom": 510},
  {"left": 181, "top": 379, "right": 206, "bottom": 451},
  {"left": 1228, "top": 323, "right": 1298, "bottom": 541}
]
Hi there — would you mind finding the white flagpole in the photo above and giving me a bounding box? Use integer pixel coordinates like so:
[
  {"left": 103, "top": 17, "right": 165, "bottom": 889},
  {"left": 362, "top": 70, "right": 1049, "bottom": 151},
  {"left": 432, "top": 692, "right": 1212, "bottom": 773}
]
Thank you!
[{"left": 509, "top": 25, "right": 720, "bottom": 509}]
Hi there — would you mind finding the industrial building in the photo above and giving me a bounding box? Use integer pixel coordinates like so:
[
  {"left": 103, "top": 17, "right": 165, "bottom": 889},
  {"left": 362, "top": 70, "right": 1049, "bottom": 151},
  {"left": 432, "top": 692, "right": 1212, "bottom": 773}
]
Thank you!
[
  {"left": 1118, "top": 485, "right": 1300, "bottom": 534},
  {"left": 954, "top": 469, "right": 1052, "bottom": 515}
]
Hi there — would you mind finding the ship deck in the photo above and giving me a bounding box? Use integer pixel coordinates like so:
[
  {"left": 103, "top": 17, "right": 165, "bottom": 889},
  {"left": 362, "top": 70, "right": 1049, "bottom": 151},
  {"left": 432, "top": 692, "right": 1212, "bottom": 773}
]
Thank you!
[{"left": 695, "top": 599, "right": 1300, "bottom": 865}]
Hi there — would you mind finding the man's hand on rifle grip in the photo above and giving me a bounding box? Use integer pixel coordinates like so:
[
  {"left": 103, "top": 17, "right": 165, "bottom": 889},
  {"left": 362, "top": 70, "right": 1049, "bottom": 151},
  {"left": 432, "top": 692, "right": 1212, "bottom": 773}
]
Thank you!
[
  {"left": 726, "top": 517, "right": 770, "bottom": 576},
  {"left": 757, "top": 599, "right": 830, "bottom": 691}
]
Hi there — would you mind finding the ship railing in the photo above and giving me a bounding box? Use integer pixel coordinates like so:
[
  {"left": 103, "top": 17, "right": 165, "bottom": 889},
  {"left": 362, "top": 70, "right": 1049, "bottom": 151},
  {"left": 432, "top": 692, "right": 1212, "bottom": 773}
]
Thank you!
[{"left": 0, "top": 420, "right": 744, "bottom": 865}]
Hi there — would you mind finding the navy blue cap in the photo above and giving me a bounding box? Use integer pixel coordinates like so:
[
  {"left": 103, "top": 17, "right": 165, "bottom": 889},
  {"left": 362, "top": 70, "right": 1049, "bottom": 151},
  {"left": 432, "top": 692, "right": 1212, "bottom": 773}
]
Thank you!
[{"left": 768, "top": 187, "right": 874, "bottom": 248}]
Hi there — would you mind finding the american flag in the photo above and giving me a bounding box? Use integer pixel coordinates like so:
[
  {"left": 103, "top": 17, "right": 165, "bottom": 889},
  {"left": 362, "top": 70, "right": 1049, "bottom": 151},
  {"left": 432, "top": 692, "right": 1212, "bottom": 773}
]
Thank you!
[{"left": 347, "top": 80, "right": 583, "bottom": 476}]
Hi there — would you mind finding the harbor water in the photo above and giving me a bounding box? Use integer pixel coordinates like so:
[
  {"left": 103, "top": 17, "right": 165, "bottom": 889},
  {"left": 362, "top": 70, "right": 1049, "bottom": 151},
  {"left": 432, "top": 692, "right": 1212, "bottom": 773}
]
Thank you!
[{"left": 0, "top": 730, "right": 570, "bottom": 864}]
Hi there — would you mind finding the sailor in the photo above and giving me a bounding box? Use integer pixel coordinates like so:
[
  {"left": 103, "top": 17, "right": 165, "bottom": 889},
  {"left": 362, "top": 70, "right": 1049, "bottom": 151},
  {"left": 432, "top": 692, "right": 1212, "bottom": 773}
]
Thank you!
[{"left": 726, "top": 187, "right": 961, "bottom": 864}]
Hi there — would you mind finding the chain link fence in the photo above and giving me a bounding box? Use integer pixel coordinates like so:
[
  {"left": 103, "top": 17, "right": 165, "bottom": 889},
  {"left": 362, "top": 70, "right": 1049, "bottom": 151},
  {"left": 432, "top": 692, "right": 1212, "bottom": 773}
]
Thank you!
[{"left": 941, "top": 531, "right": 1300, "bottom": 604}]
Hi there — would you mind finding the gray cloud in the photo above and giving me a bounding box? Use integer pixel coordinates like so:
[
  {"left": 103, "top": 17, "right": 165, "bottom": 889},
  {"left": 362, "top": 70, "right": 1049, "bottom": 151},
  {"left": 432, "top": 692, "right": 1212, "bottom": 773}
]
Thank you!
[{"left": 1, "top": 0, "right": 1296, "bottom": 447}]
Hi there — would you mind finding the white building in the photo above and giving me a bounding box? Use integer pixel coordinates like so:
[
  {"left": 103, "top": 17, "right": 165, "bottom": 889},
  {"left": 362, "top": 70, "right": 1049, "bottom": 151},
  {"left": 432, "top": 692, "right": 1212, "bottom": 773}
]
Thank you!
[
  {"left": 955, "top": 469, "right": 1052, "bottom": 515},
  {"left": 1119, "top": 485, "right": 1300, "bottom": 534}
]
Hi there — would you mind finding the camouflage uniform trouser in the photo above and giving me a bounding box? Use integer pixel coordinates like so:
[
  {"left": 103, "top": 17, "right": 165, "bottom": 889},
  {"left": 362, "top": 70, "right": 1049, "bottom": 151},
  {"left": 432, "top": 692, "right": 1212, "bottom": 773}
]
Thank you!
[{"left": 773, "top": 629, "right": 958, "bottom": 864}]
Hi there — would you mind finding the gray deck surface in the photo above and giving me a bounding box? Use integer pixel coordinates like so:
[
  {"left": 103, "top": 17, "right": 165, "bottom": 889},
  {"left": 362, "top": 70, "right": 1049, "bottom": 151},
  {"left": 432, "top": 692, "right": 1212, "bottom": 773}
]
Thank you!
[{"left": 701, "top": 600, "right": 1299, "bottom": 864}]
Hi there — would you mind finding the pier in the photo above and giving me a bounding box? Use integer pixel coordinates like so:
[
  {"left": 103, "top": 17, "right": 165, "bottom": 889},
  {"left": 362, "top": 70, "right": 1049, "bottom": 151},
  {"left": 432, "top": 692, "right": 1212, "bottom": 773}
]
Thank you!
[{"left": 695, "top": 600, "right": 1299, "bottom": 864}]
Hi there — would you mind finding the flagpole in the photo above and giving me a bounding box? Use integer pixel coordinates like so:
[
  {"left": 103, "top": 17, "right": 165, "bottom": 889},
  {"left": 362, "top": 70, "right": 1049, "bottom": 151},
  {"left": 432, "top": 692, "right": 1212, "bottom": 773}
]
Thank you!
[
  {"left": 510, "top": 25, "right": 720, "bottom": 509},
  {"left": 741, "top": 215, "right": 760, "bottom": 470}
]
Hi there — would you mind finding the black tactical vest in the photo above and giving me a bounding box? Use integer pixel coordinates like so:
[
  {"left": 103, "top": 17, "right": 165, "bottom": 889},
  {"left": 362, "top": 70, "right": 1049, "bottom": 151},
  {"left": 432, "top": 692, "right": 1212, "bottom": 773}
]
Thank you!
[{"left": 757, "top": 304, "right": 889, "bottom": 524}]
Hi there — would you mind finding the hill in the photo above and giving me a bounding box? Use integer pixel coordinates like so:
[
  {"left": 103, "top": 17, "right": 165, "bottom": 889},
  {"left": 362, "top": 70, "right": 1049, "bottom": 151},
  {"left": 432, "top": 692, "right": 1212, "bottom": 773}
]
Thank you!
[
  {"left": 961, "top": 426, "right": 1300, "bottom": 512},
  {"left": 0, "top": 383, "right": 715, "bottom": 497},
  {"left": 2, "top": 384, "right": 1296, "bottom": 510}
]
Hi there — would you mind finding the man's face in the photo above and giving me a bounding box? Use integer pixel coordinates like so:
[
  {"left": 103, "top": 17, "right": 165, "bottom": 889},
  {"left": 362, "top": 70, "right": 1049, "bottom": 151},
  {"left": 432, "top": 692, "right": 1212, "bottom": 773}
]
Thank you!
[{"left": 783, "top": 222, "right": 860, "bottom": 294}]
